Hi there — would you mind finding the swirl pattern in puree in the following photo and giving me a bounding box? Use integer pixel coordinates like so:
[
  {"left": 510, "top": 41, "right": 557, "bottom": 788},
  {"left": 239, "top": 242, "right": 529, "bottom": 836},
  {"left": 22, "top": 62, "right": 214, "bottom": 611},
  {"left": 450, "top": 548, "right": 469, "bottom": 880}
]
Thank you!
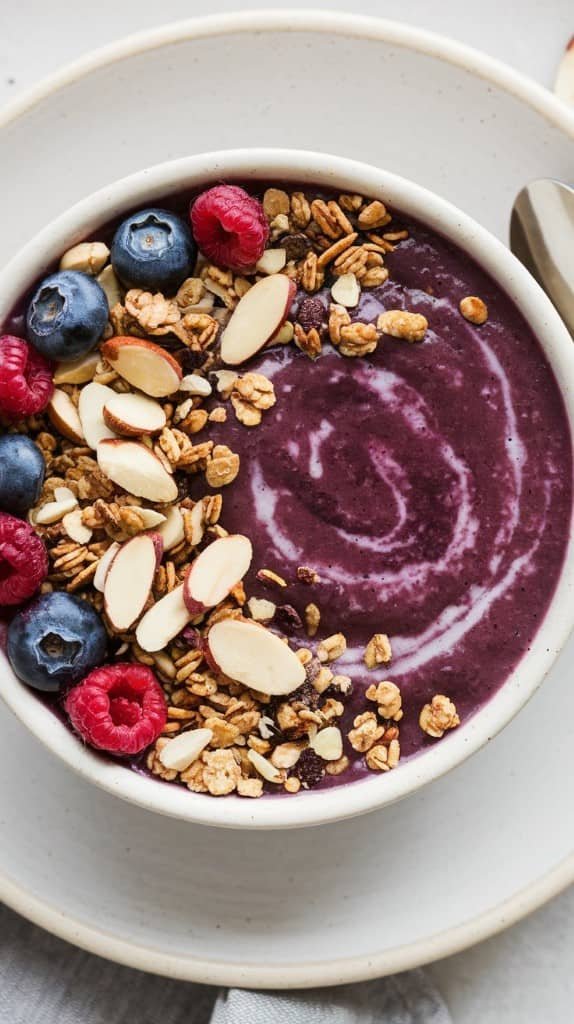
[{"left": 205, "top": 216, "right": 572, "bottom": 774}]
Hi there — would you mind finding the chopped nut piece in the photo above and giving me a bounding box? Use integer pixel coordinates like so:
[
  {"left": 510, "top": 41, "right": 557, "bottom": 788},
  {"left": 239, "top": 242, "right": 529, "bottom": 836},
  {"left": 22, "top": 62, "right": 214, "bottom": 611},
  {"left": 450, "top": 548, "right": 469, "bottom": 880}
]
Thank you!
[
  {"left": 366, "top": 680, "right": 403, "bottom": 722},
  {"left": 294, "top": 324, "right": 322, "bottom": 360},
  {"left": 339, "top": 193, "right": 364, "bottom": 212},
  {"left": 348, "top": 712, "right": 385, "bottom": 753},
  {"left": 338, "top": 322, "right": 378, "bottom": 358},
  {"left": 328, "top": 303, "right": 351, "bottom": 345},
  {"left": 212, "top": 369, "right": 238, "bottom": 398},
  {"left": 297, "top": 565, "right": 321, "bottom": 584},
  {"left": 247, "top": 596, "right": 276, "bottom": 621},
  {"left": 312, "top": 666, "right": 334, "bottom": 694},
  {"left": 419, "top": 695, "right": 460, "bottom": 738},
  {"left": 237, "top": 777, "right": 264, "bottom": 798},
  {"left": 364, "top": 632, "right": 392, "bottom": 668},
  {"left": 358, "top": 200, "right": 390, "bottom": 230},
  {"left": 459, "top": 296, "right": 488, "bottom": 325},
  {"left": 175, "top": 278, "right": 205, "bottom": 308},
  {"left": 377, "top": 310, "right": 428, "bottom": 342},
  {"left": 291, "top": 191, "right": 311, "bottom": 229},
  {"left": 263, "top": 187, "right": 290, "bottom": 219},
  {"left": 300, "top": 251, "right": 324, "bottom": 293},
  {"left": 60, "top": 241, "right": 109, "bottom": 276},
  {"left": 366, "top": 744, "right": 389, "bottom": 771},
  {"left": 284, "top": 776, "right": 301, "bottom": 793},
  {"left": 333, "top": 245, "right": 368, "bottom": 279},
  {"left": 205, "top": 445, "right": 240, "bottom": 487},
  {"left": 305, "top": 602, "right": 321, "bottom": 638},
  {"left": 257, "top": 568, "right": 288, "bottom": 588},
  {"left": 361, "top": 266, "right": 389, "bottom": 288},
  {"left": 202, "top": 748, "right": 241, "bottom": 795},
  {"left": 317, "top": 632, "right": 347, "bottom": 663},
  {"left": 326, "top": 754, "right": 350, "bottom": 776}
]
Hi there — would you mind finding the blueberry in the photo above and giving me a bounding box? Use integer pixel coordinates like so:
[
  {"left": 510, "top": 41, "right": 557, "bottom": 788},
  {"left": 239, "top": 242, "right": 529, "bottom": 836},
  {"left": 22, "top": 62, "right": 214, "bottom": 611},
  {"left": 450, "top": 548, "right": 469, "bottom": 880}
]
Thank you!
[
  {"left": 111, "top": 208, "right": 197, "bottom": 293},
  {"left": 26, "top": 270, "right": 108, "bottom": 361},
  {"left": 7, "top": 592, "right": 108, "bottom": 692},
  {"left": 0, "top": 435, "right": 45, "bottom": 516}
]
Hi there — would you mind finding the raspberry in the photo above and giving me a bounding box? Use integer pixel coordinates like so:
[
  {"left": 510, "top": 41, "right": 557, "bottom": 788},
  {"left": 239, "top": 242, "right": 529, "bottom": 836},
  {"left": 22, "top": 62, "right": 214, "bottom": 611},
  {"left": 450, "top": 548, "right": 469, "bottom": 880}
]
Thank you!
[
  {"left": 190, "top": 185, "right": 269, "bottom": 272},
  {"left": 0, "top": 513, "right": 48, "bottom": 605},
  {"left": 0, "top": 335, "right": 53, "bottom": 420},
  {"left": 64, "top": 663, "right": 167, "bottom": 755}
]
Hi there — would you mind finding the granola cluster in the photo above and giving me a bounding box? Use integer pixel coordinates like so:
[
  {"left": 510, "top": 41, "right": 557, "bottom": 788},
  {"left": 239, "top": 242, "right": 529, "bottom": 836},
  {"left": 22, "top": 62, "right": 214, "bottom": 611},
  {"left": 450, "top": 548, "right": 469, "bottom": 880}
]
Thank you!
[{"left": 5, "top": 182, "right": 466, "bottom": 799}]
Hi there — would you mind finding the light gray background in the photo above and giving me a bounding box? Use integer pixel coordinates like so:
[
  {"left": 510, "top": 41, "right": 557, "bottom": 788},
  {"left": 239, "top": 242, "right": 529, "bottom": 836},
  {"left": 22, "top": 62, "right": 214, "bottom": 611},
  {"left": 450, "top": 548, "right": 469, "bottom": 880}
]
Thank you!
[{"left": 0, "top": 1, "right": 573, "bottom": 1021}]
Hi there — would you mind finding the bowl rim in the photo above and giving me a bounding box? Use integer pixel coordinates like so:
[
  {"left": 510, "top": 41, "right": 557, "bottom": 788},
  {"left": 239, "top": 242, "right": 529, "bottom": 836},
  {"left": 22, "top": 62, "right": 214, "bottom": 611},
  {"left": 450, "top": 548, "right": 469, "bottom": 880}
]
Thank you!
[{"left": 1, "top": 146, "right": 574, "bottom": 831}]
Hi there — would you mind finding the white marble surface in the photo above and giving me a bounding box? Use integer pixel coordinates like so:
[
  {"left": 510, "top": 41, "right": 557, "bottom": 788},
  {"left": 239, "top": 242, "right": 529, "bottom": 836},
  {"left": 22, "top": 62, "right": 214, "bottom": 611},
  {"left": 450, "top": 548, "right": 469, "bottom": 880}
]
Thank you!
[{"left": 0, "top": 1, "right": 573, "bottom": 1020}]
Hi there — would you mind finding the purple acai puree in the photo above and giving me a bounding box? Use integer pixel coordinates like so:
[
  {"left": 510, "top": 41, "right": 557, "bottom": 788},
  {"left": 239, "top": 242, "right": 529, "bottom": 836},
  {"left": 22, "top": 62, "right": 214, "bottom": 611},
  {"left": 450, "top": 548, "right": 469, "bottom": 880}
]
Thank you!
[{"left": 198, "top": 216, "right": 572, "bottom": 781}]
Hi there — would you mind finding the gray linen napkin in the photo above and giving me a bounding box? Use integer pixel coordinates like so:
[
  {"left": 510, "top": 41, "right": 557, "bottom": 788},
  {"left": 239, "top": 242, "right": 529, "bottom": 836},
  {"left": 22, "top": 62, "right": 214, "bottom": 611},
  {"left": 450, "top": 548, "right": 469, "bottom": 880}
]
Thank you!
[{"left": 0, "top": 904, "right": 451, "bottom": 1024}]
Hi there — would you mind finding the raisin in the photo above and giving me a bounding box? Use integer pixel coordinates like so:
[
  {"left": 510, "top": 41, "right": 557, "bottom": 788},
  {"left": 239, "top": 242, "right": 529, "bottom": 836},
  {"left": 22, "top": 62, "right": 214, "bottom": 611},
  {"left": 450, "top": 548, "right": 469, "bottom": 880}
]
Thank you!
[{"left": 292, "top": 748, "right": 325, "bottom": 789}]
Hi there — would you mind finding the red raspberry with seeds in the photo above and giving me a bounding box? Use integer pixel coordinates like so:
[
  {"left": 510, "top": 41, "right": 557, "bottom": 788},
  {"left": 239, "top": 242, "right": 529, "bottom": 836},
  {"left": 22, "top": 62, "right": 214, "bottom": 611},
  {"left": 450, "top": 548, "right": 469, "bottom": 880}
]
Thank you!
[
  {"left": 0, "top": 512, "right": 49, "bottom": 605},
  {"left": 64, "top": 663, "right": 167, "bottom": 755},
  {"left": 0, "top": 335, "right": 53, "bottom": 420},
  {"left": 190, "top": 185, "right": 269, "bottom": 272}
]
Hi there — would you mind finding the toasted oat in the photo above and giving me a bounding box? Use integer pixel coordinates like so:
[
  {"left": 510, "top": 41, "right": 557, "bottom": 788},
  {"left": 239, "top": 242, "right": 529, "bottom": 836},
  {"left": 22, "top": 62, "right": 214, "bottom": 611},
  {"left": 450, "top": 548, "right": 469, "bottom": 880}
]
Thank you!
[
  {"left": 202, "top": 748, "right": 241, "bottom": 795},
  {"left": 377, "top": 310, "right": 428, "bottom": 342},
  {"left": 305, "top": 602, "right": 321, "bottom": 638},
  {"left": 348, "top": 712, "right": 385, "bottom": 753},
  {"left": 317, "top": 232, "right": 358, "bottom": 269},
  {"left": 366, "top": 680, "right": 403, "bottom": 722},
  {"left": 175, "top": 277, "right": 205, "bottom": 308},
  {"left": 328, "top": 304, "right": 351, "bottom": 345},
  {"left": 358, "top": 200, "right": 390, "bottom": 230},
  {"left": 419, "top": 695, "right": 460, "bottom": 738},
  {"left": 364, "top": 633, "right": 392, "bottom": 668},
  {"left": 339, "top": 193, "right": 364, "bottom": 213},
  {"left": 205, "top": 445, "right": 240, "bottom": 487},
  {"left": 284, "top": 776, "right": 301, "bottom": 793},
  {"left": 237, "top": 777, "right": 264, "bottom": 798},
  {"left": 296, "top": 565, "right": 321, "bottom": 584},
  {"left": 459, "top": 296, "right": 488, "bottom": 325},
  {"left": 300, "top": 251, "right": 324, "bottom": 293},
  {"left": 257, "top": 568, "right": 287, "bottom": 588},
  {"left": 326, "top": 754, "right": 350, "bottom": 776},
  {"left": 317, "top": 633, "right": 347, "bottom": 663},
  {"left": 231, "top": 372, "right": 276, "bottom": 427},
  {"left": 124, "top": 289, "right": 181, "bottom": 334}
]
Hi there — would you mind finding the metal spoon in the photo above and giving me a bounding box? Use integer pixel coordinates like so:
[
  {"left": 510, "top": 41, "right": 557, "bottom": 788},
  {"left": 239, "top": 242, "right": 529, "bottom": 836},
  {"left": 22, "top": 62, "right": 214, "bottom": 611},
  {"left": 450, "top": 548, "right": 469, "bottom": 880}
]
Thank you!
[{"left": 510, "top": 178, "right": 574, "bottom": 336}]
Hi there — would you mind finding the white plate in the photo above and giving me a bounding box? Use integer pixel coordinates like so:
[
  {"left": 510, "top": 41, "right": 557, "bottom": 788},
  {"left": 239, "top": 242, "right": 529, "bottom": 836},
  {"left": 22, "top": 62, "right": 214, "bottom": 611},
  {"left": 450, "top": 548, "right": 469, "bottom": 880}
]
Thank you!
[{"left": 1, "top": 11, "right": 574, "bottom": 987}]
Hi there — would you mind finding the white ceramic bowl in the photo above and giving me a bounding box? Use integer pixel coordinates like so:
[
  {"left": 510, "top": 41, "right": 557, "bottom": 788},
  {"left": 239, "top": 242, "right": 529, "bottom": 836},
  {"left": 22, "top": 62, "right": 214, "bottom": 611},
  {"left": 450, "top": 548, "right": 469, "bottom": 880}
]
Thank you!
[{"left": 1, "top": 147, "right": 573, "bottom": 830}]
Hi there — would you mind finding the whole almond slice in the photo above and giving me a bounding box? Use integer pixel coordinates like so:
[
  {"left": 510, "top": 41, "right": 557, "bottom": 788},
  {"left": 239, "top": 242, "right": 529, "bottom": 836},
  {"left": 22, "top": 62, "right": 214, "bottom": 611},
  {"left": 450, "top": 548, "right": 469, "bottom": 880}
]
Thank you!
[
  {"left": 35, "top": 496, "right": 78, "bottom": 524},
  {"left": 47, "top": 389, "right": 85, "bottom": 444},
  {"left": 207, "top": 619, "right": 305, "bottom": 696},
  {"left": 94, "top": 542, "right": 120, "bottom": 593},
  {"left": 183, "top": 534, "right": 252, "bottom": 615},
  {"left": 97, "top": 439, "right": 178, "bottom": 502},
  {"left": 179, "top": 374, "right": 212, "bottom": 397},
  {"left": 104, "top": 533, "right": 162, "bottom": 631},
  {"left": 136, "top": 584, "right": 191, "bottom": 653},
  {"left": 159, "top": 728, "right": 213, "bottom": 771},
  {"left": 103, "top": 392, "right": 167, "bottom": 436},
  {"left": 78, "top": 381, "right": 118, "bottom": 449},
  {"left": 221, "top": 274, "right": 296, "bottom": 366},
  {"left": 54, "top": 351, "right": 100, "bottom": 385},
  {"left": 156, "top": 505, "right": 185, "bottom": 550},
  {"left": 101, "top": 337, "right": 182, "bottom": 397}
]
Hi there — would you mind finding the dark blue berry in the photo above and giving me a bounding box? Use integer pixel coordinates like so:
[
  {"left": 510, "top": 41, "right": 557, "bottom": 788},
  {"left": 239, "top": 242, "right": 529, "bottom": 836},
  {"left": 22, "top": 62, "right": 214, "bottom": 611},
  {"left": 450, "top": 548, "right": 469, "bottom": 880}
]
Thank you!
[
  {"left": 7, "top": 592, "right": 107, "bottom": 692},
  {"left": 26, "top": 270, "right": 108, "bottom": 361},
  {"left": 0, "top": 435, "right": 45, "bottom": 516},
  {"left": 111, "top": 208, "right": 197, "bottom": 293}
]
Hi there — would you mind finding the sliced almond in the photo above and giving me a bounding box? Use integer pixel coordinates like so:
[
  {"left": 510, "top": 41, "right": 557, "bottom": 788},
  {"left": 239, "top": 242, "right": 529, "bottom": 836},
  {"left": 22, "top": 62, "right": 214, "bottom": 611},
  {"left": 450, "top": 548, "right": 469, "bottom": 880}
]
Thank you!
[
  {"left": 310, "top": 726, "right": 343, "bottom": 761},
  {"left": 256, "top": 248, "right": 287, "bottom": 275},
  {"left": 103, "top": 392, "right": 167, "bottom": 436},
  {"left": 221, "top": 275, "right": 296, "bottom": 366},
  {"left": 135, "top": 584, "right": 191, "bottom": 653},
  {"left": 62, "top": 509, "right": 93, "bottom": 545},
  {"left": 53, "top": 486, "right": 77, "bottom": 503},
  {"left": 137, "top": 508, "right": 167, "bottom": 529},
  {"left": 47, "top": 389, "right": 85, "bottom": 444},
  {"left": 60, "top": 241, "right": 109, "bottom": 275},
  {"left": 78, "top": 382, "right": 118, "bottom": 449},
  {"left": 104, "top": 533, "right": 161, "bottom": 631},
  {"left": 35, "top": 496, "right": 78, "bottom": 525},
  {"left": 331, "top": 273, "right": 360, "bottom": 308},
  {"left": 53, "top": 351, "right": 100, "bottom": 385},
  {"left": 212, "top": 369, "right": 238, "bottom": 397},
  {"left": 207, "top": 619, "right": 305, "bottom": 696},
  {"left": 97, "top": 264, "right": 122, "bottom": 309},
  {"left": 183, "top": 535, "right": 252, "bottom": 614},
  {"left": 270, "top": 320, "right": 294, "bottom": 345},
  {"left": 94, "top": 542, "right": 120, "bottom": 593},
  {"left": 247, "top": 749, "right": 282, "bottom": 783},
  {"left": 158, "top": 728, "right": 213, "bottom": 771},
  {"left": 247, "top": 596, "right": 276, "bottom": 622},
  {"left": 97, "top": 439, "right": 178, "bottom": 502},
  {"left": 179, "top": 374, "right": 212, "bottom": 397},
  {"left": 101, "top": 337, "right": 182, "bottom": 397},
  {"left": 155, "top": 505, "right": 185, "bottom": 551}
]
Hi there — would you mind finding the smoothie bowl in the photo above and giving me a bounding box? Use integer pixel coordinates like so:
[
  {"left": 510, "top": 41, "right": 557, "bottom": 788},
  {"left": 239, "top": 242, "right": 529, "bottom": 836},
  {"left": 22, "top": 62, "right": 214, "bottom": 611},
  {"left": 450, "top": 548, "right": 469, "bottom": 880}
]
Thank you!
[{"left": 0, "top": 149, "right": 572, "bottom": 830}]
